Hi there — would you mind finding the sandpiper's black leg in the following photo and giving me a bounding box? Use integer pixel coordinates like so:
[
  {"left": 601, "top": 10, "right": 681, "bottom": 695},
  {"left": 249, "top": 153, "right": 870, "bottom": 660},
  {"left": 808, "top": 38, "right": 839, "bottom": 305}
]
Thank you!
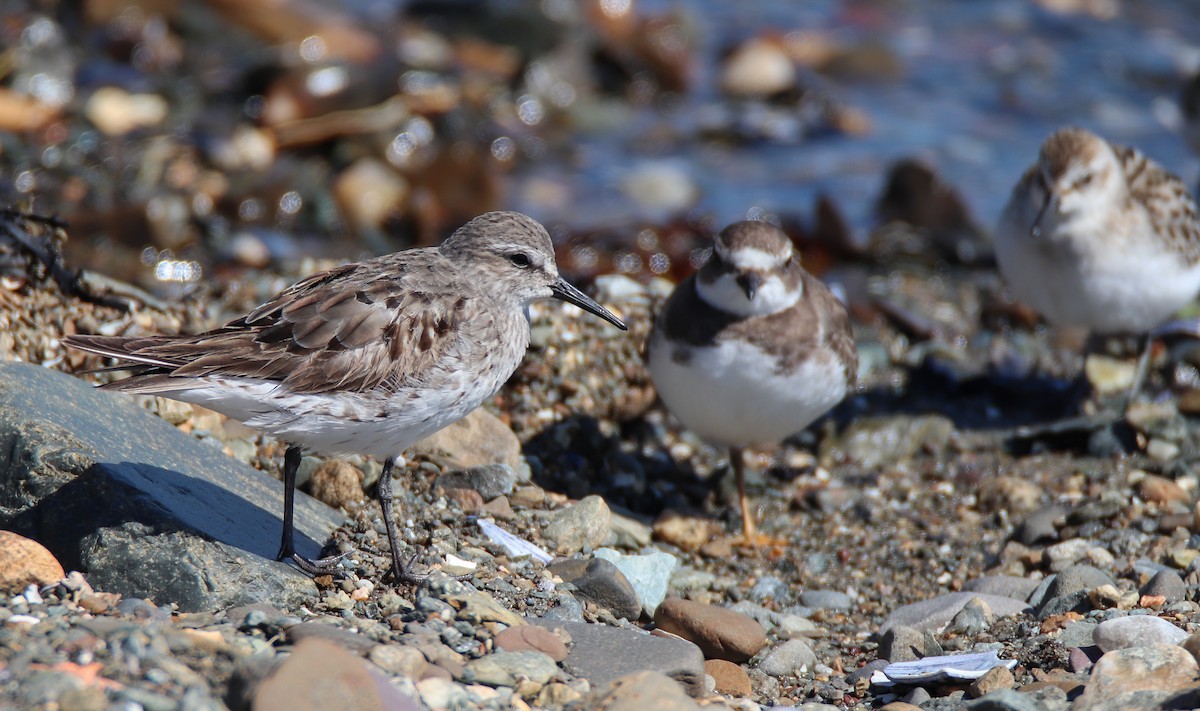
[
  {"left": 277, "top": 444, "right": 347, "bottom": 575},
  {"left": 378, "top": 457, "right": 424, "bottom": 583}
]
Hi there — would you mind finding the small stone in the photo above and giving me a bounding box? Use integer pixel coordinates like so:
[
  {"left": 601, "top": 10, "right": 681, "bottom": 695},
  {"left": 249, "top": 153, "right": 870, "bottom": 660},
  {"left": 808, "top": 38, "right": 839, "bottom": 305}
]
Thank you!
[
  {"left": 462, "top": 650, "right": 558, "bottom": 687},
  {"left": 368, "top": 645, "right": 427, "bottom": 678},
  {"left": 547, "top": 558, "right": 641, "bottom": 621},
  {"left": 962, "top": 576, "right": 1041, "bottom": 602},
  {"left": 704, "top": 659, "right": 750, "bottom": 697},
  {"left": 880, "top": 593, "right": 1032, "bottom": 635},
  {"left": 1074, "top": 644, "right": 1199, "bottom": 708},
  {"left": 494, "top": 625, "right": 569, "bottom": 662},
  {"left": 757, "top": 639, "right": 817, "bottom": 678},
  {"left": 948, "top": 597, "right": 993, "bottom": 634},
  {"left": 720, "top": 37, "right": 796, "bottom": 98},
  {"left": 480, "top": 495, "right": 515, "bottom": 520},
  {"left": 1042, "top": 565, "right": 1114, "bottom": 603},
  {"left": 0, "top": 531, "right": 65, "bottom": 593},
  {"left": 653, "top": 511, "right": 722, "bottom": 552},
  {"left": 1182, "top": 632, "right": 1200, "bottom": 666},
  {"left": 1013, "top": 506, "right": 1066, "bottom": 546},
  {"left": 542, "top": 496, "right": 612, "bottom": 555},
  {"left": 878, "top": 625, "right": 941, "bottom": 663},
  {"left": 587, "top": 670, "right": 702, "bottom": 711},
  {"left": 307, "top": 460, "right": 365, "bottom": 509},
  {"left": 1141, "top": 569, "right": 1187, "bottom": 603},
  {"left": 1139, "top": 474, "right": 1190, "bottom": 506},
  {"left": 1044, "top": 539, "right": 1091, "bottom": 571},
  {"left": 85, "top": 87, "right": 168, "bottom": 136},
  {"left": 435, "top": 464, "right": 517, "bottom": 502},
  {"left": 968, "top": 664, "right": 1014, "bottom": 698},
  {"left": 1171, "top": 548, "right": 1200, "bottom": 569},
  {"left": 593, "top": 548, "right": 678, "bottom": 616},
  {"left": 534, "top": 619, "right": 704, "bottom": 695},
  {"left": 605, "top": 512, "right": 653, "bottom": 549},
  {"left": 416, "top": 677, "right": 468, "bottom": 709},
  {"left": 444, "top": 488, "right": 484, "bottom": 513},
  {"left": 1085, "top": 354, "right": 1137, "bottom": 395},
  {"left": 410, "top": 408, "right": 523, "bottom": 471},
  {"left": 799, "top": 590, "right": 853, "bottom": 610},
  {"left": 976, "top": 476, "right": 1043, "bottom": 514},
  {"left": 653, "top": 597, "right": 768, "bottom": 663},
  {"left": 333, "top": 158, "right": 409, "bottom": 232},
  {"left": 254, "top": 638, "right": 419, "bottom": 710},
  {"left": 1093, "top": 615, "right": 1188, "bottom": 652}
]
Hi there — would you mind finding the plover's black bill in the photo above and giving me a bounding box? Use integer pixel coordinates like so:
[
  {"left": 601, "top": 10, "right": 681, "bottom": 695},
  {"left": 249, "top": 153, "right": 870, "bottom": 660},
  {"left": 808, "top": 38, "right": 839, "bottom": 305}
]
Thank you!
[{"left": 550, "top": 277, "right": 628, "bottom": 330}]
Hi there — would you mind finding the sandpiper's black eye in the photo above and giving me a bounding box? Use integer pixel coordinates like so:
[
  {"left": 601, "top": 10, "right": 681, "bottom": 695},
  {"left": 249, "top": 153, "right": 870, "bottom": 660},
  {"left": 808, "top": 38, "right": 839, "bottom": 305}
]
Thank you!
[
  {"left": 509, "top": 253, "right": 531, "bottom": 268},
  {"left": 1077, "top": 172, "right": 1093, "bottom": 188}
]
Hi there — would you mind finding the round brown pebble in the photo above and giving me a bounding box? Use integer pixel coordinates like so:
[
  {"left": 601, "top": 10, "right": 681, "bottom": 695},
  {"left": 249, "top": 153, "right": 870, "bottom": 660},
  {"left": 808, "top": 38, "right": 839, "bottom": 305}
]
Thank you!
[
  {"left": 308, "top": 461, "right": 365, "bottom": 509},
  {"left": 77, "top": 594, "right": 110, "bottom": 614},
  {"left": 494, "top": 625, "right": 569, "bottom": 662},
  {"left": 653, "top": 597, "right": 767, "bottom": 663},
  {"left": 704, "top": 659, "right": 751, "bottom": 697},
  {"left": 0, "top": 530, "right": 64, "bottom": 593},
  {"left": 1139, "top": 474, "right": 1190, "bottom": 506}
]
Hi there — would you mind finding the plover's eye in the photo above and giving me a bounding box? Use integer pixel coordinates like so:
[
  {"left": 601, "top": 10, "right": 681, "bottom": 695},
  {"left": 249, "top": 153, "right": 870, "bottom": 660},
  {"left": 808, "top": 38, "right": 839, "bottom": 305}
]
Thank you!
[
  {"left": 1076, "top": 172, "right": 1094, "bottom": 188},
  {"left": 509, "top": 253, "right": 532, "bottom": 268}
]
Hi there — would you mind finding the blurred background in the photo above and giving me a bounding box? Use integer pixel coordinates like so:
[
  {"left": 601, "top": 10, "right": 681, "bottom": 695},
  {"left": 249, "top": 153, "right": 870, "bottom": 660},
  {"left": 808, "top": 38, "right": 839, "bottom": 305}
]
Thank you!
[{"left": 2, "top": 0, "right": 1199, "bottom": 298}]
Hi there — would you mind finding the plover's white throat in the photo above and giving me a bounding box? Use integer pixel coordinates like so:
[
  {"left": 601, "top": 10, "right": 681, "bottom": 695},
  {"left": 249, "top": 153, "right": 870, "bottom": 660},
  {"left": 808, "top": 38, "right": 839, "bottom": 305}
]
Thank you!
[
  {"left": 65, "top": 211, "right": 627, "bottom": 580},
  {"left": 994, "top": 127, "right": 1200, "bottom": 399},
  {"left": 647, "top": 220, "right": 857, "bottom": 543}
]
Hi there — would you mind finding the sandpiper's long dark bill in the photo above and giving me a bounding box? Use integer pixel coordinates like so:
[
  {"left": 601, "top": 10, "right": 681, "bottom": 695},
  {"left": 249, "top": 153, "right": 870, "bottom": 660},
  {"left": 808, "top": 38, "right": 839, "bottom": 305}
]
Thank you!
[
  {"left": 551, "top": 277, "right": 627, "bottom": 330},
  {"left": 63, "top": 210, "right": 628, "bottom": 582}
]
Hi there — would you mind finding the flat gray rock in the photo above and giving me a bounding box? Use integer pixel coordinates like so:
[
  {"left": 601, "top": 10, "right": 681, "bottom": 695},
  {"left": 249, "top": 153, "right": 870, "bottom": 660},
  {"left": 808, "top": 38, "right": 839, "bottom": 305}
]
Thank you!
[
  {"left": 0, "top": 362, "right": 342, "bottom": 611},
  {"left": 879, "top": 592, "right": 1032, "bottom": 635},
  {"left": 531, "top": 619, "right": 704, "bottom": 696}
]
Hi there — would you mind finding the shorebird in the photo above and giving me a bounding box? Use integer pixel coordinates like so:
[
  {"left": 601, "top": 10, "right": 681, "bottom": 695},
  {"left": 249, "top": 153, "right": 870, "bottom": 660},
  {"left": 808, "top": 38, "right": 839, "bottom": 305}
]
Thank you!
[
  {"left": 994, "top": 127, "right": 1200, "bottom": 402},
  {"left": 65, "top": 211, "right": 627, "bottom": 580},
  {"left": 646, "top": 220, "right": 857, "bottom": 544}
]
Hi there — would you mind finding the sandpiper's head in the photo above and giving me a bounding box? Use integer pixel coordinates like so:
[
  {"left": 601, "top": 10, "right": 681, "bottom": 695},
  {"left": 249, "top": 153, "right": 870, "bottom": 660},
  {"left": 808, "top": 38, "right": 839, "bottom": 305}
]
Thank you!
[
  {"left": 440, "top": 211, "right": 626, "bottom": 330},
  {"left": 695, "top": 220, "right": 803, "bottom": 317},
  {"left": 1029, "top": 128, "right": 1123, "bottom": 234}
]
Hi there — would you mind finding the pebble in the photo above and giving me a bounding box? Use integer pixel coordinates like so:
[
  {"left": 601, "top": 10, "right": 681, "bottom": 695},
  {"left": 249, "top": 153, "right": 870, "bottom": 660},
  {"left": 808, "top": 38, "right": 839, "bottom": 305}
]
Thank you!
[
  {"left": 1140, "top": 569, "right": 1187, "bottom": 603},
  {"left": 749, "top": 575, "right": 790, "bottom": 603},
  {"left": 965, "top": 688, "right": 1044, "bottom": 710},
  {"left": 462, "top": 650, "right": 558, "bottom": 687},
  {"left": 542, "top": 496, "right": 612, "bottom": 555},
  {"left": 720, "top": 37, "right": 796, "bottom": 98},
  {"left": 799, "top": 589, "right": 853, "bottom": 610},
  {"left": 878, "top": 624, "right": 940, "bottom": 663},
  {"left": 653, "top": 597, "right": 768, "bottom": 663},
  {"left": 593, "top": 547, "right": 677, "bottom": 616},
  {"left": 587, "top": 670, "right": 702, "bottom": 711},
  {"left": 547, "top": 557, "right": 641, "bottom": 620},
  {"left": 535, "top": 619, "right": 704, "bottom": 695},
  {"left": 409, "top": 408, "right": 524, "bottom": 472},
  {"left": 0, "top": 531, "right": 65, "bottom": 593},
  {"left": 757, "top": 639, "right": 817, "bottom": 678},
  {"left": 417, "top": 676, "right": 469, "bottom": 709},
  {"left": 962, "top": 575, "right": 1041, "bottom": 602},
  {"left": 253, "top": 638, "right": 420, "bottom": 711},
  {"left": 1041, "top": 564, "right": 1114, "bottom": 604},
  {"left": 606, "top": 512, "right": 653, "bottom": 549},
  {"left": 879, "top": 593, "right": 1031, "bottom": 635},
  {"left": 435, "top": 464, "right": 517, "bottom": 502},
  {"left": 704, "top": 659, "right": 751, "bottom": 696},
  {"left": 1044, "top": 539, "right": 1092, "bottom": 571},
  {"left": 968, "top": 664, "right": 1014, "bottom": 697},
  {"left": 1093, "top": 615, "right": 1189, "bottom": 651},
  {"left": 307, "top": 460, "right": 364, "bottom": 509},
  {"left": 1138, "top": 474, "right": 1191, "bottom": 506},
  {"left": 367, "top": 644, "right": 426, "bottom": 678},
  {"left": 84, "top": 87, "right": 168, "bottom": 135},
  {"left": 1073, "top": 644, "right": 1200, "bottom": 708},
  {"left": 494, "top": 625, "right": 569, "bottom": 662},
  {"left": 1013, "top": 506, "right": 1066, "bottom": 545},
  {"left": 653, "top": 511, "right": 722, "bottom": 552}
]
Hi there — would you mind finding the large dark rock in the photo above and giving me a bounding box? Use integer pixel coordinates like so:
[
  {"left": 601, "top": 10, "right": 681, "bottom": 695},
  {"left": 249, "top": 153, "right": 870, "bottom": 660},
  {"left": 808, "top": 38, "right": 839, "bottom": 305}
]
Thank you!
[{"left": 0, "top": 362, "right": 342, "bottom": 611}]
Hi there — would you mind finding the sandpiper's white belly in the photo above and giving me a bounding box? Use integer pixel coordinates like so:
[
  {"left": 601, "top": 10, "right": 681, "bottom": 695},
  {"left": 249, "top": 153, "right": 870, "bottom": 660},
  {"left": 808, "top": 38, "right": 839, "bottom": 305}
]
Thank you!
[
  {"left": 996, "top": 217, "right": 1200, "bottom": 335},
  {"left": 648, "top": 329, "right": 847, "bottom": 448},
  {"left": 153, "top": 362, "right": 507, "bottom": 459}
]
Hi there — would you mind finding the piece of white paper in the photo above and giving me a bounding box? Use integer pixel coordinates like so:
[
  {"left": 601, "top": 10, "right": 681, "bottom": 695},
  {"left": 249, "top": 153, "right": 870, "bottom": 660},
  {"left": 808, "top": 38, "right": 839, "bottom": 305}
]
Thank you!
[
  {"left": 477, "top": 519, "right": 553, "bottom": 563},
  {"left": 875, "top": 650, "right": 1017, "bottom": 686}
]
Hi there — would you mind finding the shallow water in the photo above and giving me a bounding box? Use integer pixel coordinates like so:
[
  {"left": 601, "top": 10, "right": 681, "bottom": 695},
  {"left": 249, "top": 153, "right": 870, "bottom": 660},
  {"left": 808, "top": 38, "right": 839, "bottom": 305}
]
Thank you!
[{"left": 514, "top": 0, "right": 1200, "bottom": 239}]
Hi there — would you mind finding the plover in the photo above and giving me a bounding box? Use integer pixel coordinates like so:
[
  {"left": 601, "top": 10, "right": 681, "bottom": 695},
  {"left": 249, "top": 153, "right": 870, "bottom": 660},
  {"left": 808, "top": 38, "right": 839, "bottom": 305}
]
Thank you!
[
  {"left": 994, "top": 127, "right": 1200, "bottom": 398},
  {"left": 646, "top": 220, "right": 857, "bottom": 543},
  {"left": 65, "top": 211, "right": 627, "bottom": 580}
]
